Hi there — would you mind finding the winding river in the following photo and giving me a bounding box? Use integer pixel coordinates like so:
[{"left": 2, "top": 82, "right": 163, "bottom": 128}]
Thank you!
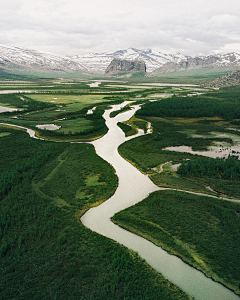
[
  {"left": 1, "top": 102, "right": 240, "bottom": 299},
  {"left": 81, "top": 103, "right": 240, "bottom": 300}
]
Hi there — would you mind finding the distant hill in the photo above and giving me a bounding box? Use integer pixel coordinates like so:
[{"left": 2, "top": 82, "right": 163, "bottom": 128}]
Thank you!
[
  {"left": 203, "top": 70, "right": 240, "bottom": 88},
  {"left": 0, "top": 44, "right": 88, "bottom": 76},
  {"left": 105, "top": 58, "right": 146, "bottom": 77},
  {"left": 153, "top": 53, "right": 240, "bottom": 74}
]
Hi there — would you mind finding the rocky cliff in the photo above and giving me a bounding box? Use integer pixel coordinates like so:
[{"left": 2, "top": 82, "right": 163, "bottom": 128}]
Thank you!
[{"left": 105, "top": 58, "right": 146, "bottom": 76}]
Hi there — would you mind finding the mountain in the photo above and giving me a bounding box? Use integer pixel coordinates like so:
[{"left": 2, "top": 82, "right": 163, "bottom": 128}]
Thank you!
[
  {"left": 0, "top": 44, "right": 88, "bottom": 74},
  {"left": 203, "top": 70, "right": 240, "bottom": 88},
  {"left": 1, "top": 44, "right": 240, "bottom": 77},
  {"left": 105, "top": 58, "right": 146, "bottom": 77},
  {"left": 153, "top": 53, "right": 240, "bottom": 74},
  {"left": 70, "top": 48, "right": 188, "bottom": 73}
]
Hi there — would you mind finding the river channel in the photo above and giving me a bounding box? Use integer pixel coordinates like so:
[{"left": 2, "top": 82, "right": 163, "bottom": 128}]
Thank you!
[
  {"left": 81, "top": 102, "right": 240, "bottom": 300},
  {"left": 1, "top": 102, "right": 239, "bottom": 299}
]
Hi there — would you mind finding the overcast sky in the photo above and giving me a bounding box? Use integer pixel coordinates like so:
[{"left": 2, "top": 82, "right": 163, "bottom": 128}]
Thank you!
[{"left": 1, "top": 0, "right": 240, "bottom": 56}]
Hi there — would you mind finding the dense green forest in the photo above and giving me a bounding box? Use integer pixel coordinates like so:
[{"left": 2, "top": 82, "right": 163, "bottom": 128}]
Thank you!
[
  {"left": 177, "top": 157, "right": 240, "bottom": 180},
  {"left": 137, "top": 95, "right": 240, "bottom": 119},
  {"left": 0, "top": 127, "right": 192, "bottom": 300},
  {"left": 112, "top": 190, "right": 240, "bottom": 294},
  {"left": 137, "top": 86, "right": 240, "bottom": 119},
  {"left": 117, "top": 122, "right": 133, "bottom": 136}
]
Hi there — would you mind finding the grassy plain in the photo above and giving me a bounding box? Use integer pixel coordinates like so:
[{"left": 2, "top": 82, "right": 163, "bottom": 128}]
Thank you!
[{"left": 0, "top": 79, "right": 205, "bottom": 140}]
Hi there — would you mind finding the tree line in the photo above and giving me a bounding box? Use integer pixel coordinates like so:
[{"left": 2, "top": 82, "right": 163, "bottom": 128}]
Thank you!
[{"left": 177, "top": 157, "right": 240, "bottom": 180}]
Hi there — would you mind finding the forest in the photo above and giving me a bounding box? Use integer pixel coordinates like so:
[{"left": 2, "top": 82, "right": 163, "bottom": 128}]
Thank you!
[
  {"left": 177, "top": 157, "right": 240, "bottom": 180},
  {"left": 112, "top": 190, "right": 240, "bottom": 294},
  {"left": 137, "top": 86, "right": 240, "bottom": 119},
  {"left": 0, "top": 126, "right": 191, "bottom": 300}
]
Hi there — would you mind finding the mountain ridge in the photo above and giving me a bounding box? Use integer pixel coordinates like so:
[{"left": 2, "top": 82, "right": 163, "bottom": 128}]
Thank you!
[
  {"left": 0, "top": 44, "right": 88, "bottom": 74},
  {"left": 70, "top": 47, "right": 188, "bottom": 73},
  {"left": 153, "top": 53, "right": 240, "bottom": 74},
  {"left": 1, "top": 44, "right": 240, "bottom": 76}
]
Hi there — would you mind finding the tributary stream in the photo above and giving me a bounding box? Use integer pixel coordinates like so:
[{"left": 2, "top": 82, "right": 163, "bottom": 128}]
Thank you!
[{"left": 81, "top": 102, "right": 240, "bottom": 300}]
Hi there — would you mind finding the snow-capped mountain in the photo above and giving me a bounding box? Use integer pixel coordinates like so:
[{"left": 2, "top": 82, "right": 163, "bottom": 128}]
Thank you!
[
  {"left": 153, "top": 52, "right": 240, "bottom": 73},
  {"left": 70, "top": 48, "right": 188, "bottom": 73},
  {"left": 214, "top": 53, "right": 240, "bottom": 67},
  {"left": 0, "top": 45, "right": 88, "bottom": 74},
  {"left": 1, "top": 44, "right": 240, "bottom": 76}
]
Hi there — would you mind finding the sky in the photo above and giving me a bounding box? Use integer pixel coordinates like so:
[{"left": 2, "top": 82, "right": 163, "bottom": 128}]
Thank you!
[{"left": 1, "top": 0, "right": 240, "bottom": 57}]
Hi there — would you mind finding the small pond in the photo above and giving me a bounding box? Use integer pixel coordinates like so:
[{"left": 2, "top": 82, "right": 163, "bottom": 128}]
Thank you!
[
  {"left": 0, "top": 106, "right": 19, "bottom": 113},
  {"left": 36, "top": 124, "right": 61, "bottom": 130}
]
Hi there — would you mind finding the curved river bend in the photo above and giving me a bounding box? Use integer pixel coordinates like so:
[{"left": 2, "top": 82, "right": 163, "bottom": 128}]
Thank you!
[
  {"left": 1, "top": 103, "right": 239, "bottom": 299},
  {"left": 81, "top": 102, "right": 240, "bottom": 300}
]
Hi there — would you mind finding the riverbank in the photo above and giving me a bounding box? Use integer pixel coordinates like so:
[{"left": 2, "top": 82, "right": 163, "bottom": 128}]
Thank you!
[
  {"left": 112, "top": 189, "right": 240, "bottom": 295},
  {"left": 81, "top": 103, "right": 240, "bottom": 300},
  {"left": 2, "top": 100, "right": 240, "bottom": 299},
  {"left": 0, "top": 111, "right": 192, "bottom": 300}
]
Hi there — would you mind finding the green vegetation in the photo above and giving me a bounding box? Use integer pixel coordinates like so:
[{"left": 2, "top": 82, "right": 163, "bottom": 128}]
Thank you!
[
  {"left": 115, "top": 84, "right": 240, "bottom": 296},
  {"left": 119, "top": 87, "right": 240, "bottom": 182},
  {"left": 178, "top": 157, "right": 240, "bottom": 180},
  {"left": 117, "top": 122, "right": 135, "bottom": 137},
  {"left": 149, "top": 68, "right": 234, "bottom": 84},
  {"left": 112, "top": 190, "right": 240, "bottom": 294},
  {"left": 137, "top": 94, "right": 240, "bottom": 119},
  {"left": 175, "top": 157, "right": 240, "bottom": 198},
  {"left": 0, "top": 94, "right": 54, "bottom": 112},
  {"left": 110, "top": 106, "right": 132, "bottom": 118},
  {"left": 118, "top": 119, "right": 206, "bottom": 174},
  {"left": 0, "top": 127, "right": 192, "bottom": 300},
  {"left": 34, "top": 143, "right": 118, "bottom": 210},
  {"left": 151, "top": 172, "right": 214, "bottom": 194},
  {"left": 0, "top": 132, "right": 10, "bottom": 137},
  {"left": 0, "top": 94, "right": 111, "bottom": 140},
  {"left": 2, "top": 77, "right": 240, "bottom": 299}
]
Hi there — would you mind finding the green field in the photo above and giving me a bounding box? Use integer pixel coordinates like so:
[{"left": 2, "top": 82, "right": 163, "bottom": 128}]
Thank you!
[{"left": 0, "top": 81, "right": 208, "bottom": 140}]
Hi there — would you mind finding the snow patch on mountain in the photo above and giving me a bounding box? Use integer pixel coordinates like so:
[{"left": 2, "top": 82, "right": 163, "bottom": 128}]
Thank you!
[
  {"left": 0, "top": 45, "right": 87, "bottom": 73},
  {"left": 70, "top": 48, "right": 188, "bottom": 73},
  {"left": 1, "top": 45, "right": 240, "bottom": 75}
]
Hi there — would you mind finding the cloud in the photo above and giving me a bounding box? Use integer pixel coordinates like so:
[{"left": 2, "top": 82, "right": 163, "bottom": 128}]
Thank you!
[
  {"left": 1, "top": 0, "right": 240, "bottom": 56},
  {"left": 208, "top": 14, "right": 240, "bottom": 29}
]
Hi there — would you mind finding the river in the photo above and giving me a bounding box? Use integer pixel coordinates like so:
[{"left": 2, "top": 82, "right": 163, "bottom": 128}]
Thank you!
[
  {"left": 81, "top": 102, "right": 240, "bottom": 300},
  {"left": 1, "top": 102, "right": 239, "bottom": 299}
]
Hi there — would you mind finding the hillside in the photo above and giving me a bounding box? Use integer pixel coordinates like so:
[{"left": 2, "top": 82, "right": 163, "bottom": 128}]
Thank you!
[
  {"left": 0, "top": 45, "right": 88, "bottom": 75},
  {"left": 153, "top": 53, "right": 240, "bottom": 74},
  {"left": 203, "top": 70, "right": 240, "bottom": 88}
]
